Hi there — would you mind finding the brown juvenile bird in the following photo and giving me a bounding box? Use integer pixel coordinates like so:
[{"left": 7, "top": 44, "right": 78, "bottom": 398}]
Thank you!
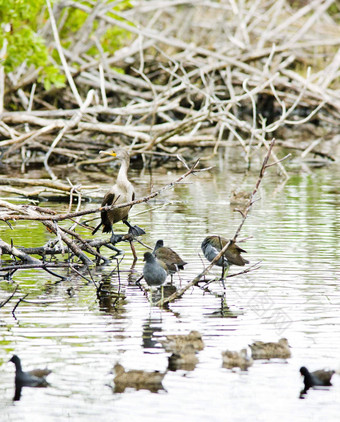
[
  {"left": 230, "top": 190, "right": 252, "bottom": 206},
  {"left": 113, "top": 363, "right": 166, "bottom": 393},
  {"left": 167, "top": 344, "right": 199, "bottom": 372},
  {"left": 201, "top": 235, "right": 249, "bottom": 282},
  {"left": 92, "top": 149, "right": 144, "bottom": 244},
  {"left": 161, "top": 330, "right": 204, "bottom": 354},
  {"left": 153, "top": 240, "right": 187, "bottom": 281},
  {"left": 249, "top": 338, "right": 291, "bottom": 360},
  {"left": 222, "top": 348, "right": 253, "bottom": 371}
]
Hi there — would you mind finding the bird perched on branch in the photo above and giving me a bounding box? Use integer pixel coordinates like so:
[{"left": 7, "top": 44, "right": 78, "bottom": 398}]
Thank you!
[
  {"left": 153, "top": 239, "right": 187, "bottom": 282},
  {"left": 201, "top": 235, "right": 249, "bottom": 283},
  {"left": 92, "top": 149, "right": 144, "bottom": 245},
  {"left": 300, "top": 366, "right": 335, "bottom": 395}
]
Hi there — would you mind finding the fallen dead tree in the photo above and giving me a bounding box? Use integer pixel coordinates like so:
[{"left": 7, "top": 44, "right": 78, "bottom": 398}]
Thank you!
[{"left": 0, "top": 159, "right": 208, "bottom": 270}]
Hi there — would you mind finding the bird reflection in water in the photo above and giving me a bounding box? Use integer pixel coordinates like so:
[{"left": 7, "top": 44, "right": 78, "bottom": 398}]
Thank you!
[
  {"left": 142, "top": 317, "right": 163, "bottom": 349},
  {"left": 113, "top": 363, "right": 166, "bottom": 393}
]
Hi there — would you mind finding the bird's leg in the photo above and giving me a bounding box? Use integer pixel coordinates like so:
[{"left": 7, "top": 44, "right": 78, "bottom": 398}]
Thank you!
[
  {"left": 221, "top": 265, "right": 225, "bottom": 289},
  {"left": 159, "top": 286, "right": 164, "bottom": 306},
  {"left": 220, "top": 262, "right": 229, "bottom": 289},
  {"left": 148, "top": 289, "right": 153, "bottom": 305},
  {"left": 123, "top": 220, "right": 145, "bottom": 238},
  {"left": 177, "top": 272, "right": 183, "bottom": 288}
]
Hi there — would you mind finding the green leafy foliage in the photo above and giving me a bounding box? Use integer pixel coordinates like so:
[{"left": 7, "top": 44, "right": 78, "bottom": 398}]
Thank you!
[
  {"left": 0, "top": 0, "right": 65, "bottom": 89},
  {"left": 0, "top": 0, "right": 133, "bottom": 91}
]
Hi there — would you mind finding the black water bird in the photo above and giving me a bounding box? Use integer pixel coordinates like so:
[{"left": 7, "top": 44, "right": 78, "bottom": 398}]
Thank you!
[
  {"left": 153, "top": 240, "right": 187, "bottom": 281},
  {"left": 9, "top": 355, "right": 51, "bottom": 387},
  {"left": 300, "top": 366, "right": 335, "bottom": 395},
  {"left": 92, "top": 149, "right": 144, "bottom": 245},
  {"left": 201, "top": 235, "right": 249, "bottom": 282}
]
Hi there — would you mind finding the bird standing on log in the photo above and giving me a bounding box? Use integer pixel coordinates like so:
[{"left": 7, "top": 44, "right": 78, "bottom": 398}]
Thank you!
[
  {"left": 92, "top": 149, "right": 144, "bottom": 247},
  {"left": 143, "top": 252, "right": 169, "bottom": 303},
  {"left": 153, "top": 239, "right": 187, "bottom": 282},
  {"left": 201, "top": 235, "right": 249, "bottom": 284}
]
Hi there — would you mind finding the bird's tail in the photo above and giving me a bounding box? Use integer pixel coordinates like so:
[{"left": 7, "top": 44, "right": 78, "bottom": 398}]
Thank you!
[{"left": 92, "top": 222, "right": 102, "bottom": 235}]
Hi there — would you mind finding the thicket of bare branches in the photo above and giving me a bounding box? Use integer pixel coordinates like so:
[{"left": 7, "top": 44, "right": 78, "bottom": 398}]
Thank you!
[
  {"left": 0, "top": 2, "right": 340, "bottom": 306},
  {"left": 0, "top": 0, "right": 339, "bottom": 181}
]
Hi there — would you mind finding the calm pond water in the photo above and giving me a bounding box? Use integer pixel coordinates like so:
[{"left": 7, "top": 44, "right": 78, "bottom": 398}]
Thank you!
[{"left": 1, "top": 152, "right": 340, "bottom": 421}]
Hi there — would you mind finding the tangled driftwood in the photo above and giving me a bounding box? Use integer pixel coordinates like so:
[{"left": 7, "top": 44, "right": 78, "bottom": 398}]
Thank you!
[{"left": 0, "top": 0, "right": 339, "bottom": 183}]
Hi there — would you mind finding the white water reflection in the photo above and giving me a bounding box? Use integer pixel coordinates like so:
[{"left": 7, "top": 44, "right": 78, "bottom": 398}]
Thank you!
[{"left": 1, "top": 158, "right": 340, "bottom": 420}]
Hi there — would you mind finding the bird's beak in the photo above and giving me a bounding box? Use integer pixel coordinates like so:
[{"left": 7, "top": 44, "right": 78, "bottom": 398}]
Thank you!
[{"left": 100, "top": 150, "right": 117, "bottom": 157}]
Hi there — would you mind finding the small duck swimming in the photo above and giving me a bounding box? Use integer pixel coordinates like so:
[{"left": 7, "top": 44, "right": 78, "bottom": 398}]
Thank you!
[
  {"left": 113, "top": 363, "right": 166, "bottom": 393},
  {"left": 230, "top": 190, "right": 252, "bottom": 206},
  {"left": 167, "top": 344, "right": 199, "bottom": 371},
  {"left": 249, "top": 338, "right": 291, "bottom": 359},
  {"left": 161, "top": 330, "right": 204, "bottom": 354},
  {"left": 222, "top": 348, "right": 253, "bottom": 370}
]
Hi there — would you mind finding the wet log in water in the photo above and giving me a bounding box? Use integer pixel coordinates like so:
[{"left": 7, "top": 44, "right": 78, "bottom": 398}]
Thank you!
[{"left": 0, "top": 160, "right": 206, "bottom": 269}]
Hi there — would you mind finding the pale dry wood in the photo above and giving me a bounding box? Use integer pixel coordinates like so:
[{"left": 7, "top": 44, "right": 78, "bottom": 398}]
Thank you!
[
  {"left": 0, "top": 239, "right": 42, "bottom": 264},
  {"left": 0, "top": 0, "right": 339, "bottom": 171},
  {"left": 0, "top": 178, "right": 72, "bottom": 192}
]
